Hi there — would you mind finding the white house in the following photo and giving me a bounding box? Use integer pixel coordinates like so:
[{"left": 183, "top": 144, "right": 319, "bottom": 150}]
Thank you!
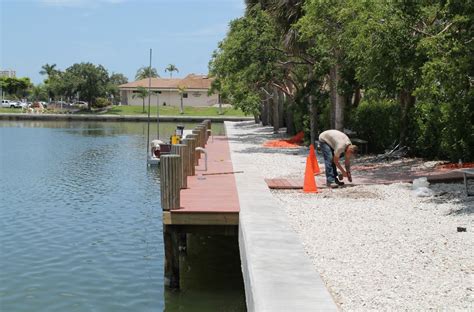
[{"left": 119, "top": 74, "right": 219, "bottom": 107}]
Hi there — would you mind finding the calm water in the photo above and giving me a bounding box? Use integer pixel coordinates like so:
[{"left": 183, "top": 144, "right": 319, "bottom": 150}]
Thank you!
[{"left": 0, "top": 121, "right": 245, "bottom": 312}]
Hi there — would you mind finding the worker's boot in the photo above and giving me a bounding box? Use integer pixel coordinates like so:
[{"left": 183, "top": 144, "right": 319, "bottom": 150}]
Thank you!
[{"left": 326, "top": 181, "right": 339, "bottom": 189}]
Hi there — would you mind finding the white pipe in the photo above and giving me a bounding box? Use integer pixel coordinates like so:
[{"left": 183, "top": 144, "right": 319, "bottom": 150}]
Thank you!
[{"left": 195, "top": 147, "right": 207, "bottom": 171}]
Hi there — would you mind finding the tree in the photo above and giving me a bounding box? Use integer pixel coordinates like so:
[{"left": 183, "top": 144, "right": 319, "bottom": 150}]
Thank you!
[
  {"left": 39, "top": 63, "right": 59, "bottom": 79},
  {"left": 108, "top": 73, "right": 128, "bottom": 105},
  {"left": 209, "top": 7, "right": 283, "bottom": 120},
  {"left": 133, "top": 86, "right": 149, "bottom": 113},
  {"left": 165, "top": 64, "right": 179, "bottom": 78},
  {"left": 0, "top": 77, "right": 33, "bottom": 99},
  {"left": 29, "top": 84, "right": 48, "bottom": 101},
  {"left": 177, "top": 85, "right": 186, "bottom": 114},
  {"left": 135, "top": 66, "right": 159, "bottom": 80},
  {"left": 64, "top": 63, "right": 110, "bottom": 109}
]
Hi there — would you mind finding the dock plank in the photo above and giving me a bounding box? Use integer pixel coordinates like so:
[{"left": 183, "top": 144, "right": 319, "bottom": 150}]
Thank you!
[{"left": 163, "top": 136, "right": 240, "bottom": 225}]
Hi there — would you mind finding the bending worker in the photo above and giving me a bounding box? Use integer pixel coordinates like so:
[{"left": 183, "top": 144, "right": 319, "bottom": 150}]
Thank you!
[{"left": 318, "top": 129, "right": 358, "bottom": 188}]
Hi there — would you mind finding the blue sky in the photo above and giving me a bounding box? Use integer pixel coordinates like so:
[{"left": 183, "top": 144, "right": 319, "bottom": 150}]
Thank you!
[{"left": 0, "top": 0, "right": 245, "bottom": 84}]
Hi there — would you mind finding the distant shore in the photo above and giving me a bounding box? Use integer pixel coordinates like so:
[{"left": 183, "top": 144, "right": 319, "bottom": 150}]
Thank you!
[{"left": 0, "top": 113, "right": 254, "bottom": 123}]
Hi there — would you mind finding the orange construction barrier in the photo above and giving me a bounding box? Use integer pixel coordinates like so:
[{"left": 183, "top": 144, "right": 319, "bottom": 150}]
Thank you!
[
  {"left": 303, "top": 156, "right": 318, "bottom": 193},
  {"left": 309, "top": 144, "right": 321, "bottom": 175}
]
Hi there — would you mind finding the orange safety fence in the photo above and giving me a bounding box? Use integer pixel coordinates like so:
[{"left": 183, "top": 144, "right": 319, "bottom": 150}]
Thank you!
[
  {"left": 263, "top": 131, "right": 304, "bottom": 148},
  {"left": 436, "top": 162, "right": 474, "bottom": 169}
]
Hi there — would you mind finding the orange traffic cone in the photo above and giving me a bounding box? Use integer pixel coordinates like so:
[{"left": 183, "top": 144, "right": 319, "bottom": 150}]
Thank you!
[
  {"left": 309, "top": 144, "right": 321, "bottom": 175},
  {"left": 303, "top": 156, "right": 318, "bottom": 193}
]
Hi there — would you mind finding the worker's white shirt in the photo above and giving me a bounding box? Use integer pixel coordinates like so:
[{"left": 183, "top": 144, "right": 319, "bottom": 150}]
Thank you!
[{"left": 319, "top": 130, "right": 351, "bottom": 157}]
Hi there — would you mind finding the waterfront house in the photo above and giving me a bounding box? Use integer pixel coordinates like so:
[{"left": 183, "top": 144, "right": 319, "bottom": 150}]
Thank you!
[{"left": 118, "top": 74, "right": 219, "bottom": 107}]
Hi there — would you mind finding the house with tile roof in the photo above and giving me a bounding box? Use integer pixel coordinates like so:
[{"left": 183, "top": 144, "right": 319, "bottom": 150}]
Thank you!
[{"left": 118, "top": 74, "right": 219, "bottom": 107}]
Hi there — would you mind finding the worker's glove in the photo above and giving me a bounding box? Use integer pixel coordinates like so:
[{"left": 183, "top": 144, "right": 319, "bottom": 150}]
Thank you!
[{"left": 338, "top": 173, "right": 343, "bottom": 180}]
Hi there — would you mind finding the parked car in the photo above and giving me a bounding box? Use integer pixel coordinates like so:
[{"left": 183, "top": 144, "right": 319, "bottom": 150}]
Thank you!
[
  {"left": 1, "top": 100, "right": 15, "bottom": 108},
  {"left": 15, "top": 102, "right": 28, "bottom": 109},
  {"left": 1, "top": 99, "right": 23, "bottom": 108}
]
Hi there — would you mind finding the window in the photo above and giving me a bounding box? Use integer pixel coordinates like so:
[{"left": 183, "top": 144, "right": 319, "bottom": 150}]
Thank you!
[{"left": 183, "top": 93, "right": 188, "bottom": 98}]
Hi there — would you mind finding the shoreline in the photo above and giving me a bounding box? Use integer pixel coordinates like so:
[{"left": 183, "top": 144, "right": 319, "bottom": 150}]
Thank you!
[{"left": 0, "top": 113, "right": 254, "bottom": 123}]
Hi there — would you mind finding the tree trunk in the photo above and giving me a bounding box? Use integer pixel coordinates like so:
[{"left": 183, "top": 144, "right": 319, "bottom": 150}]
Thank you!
[
  {"left": 399, "top": 89, "right": 416, "bottom": 146},
  {"left": 285, "top": 96, "right": 296, "bottom": 135},
  {"left": 353, "top": 86, "right": 361, "bottom": 107},
  {"left": 142, "top": 98, "right": 145, "bottom": 113},
  {"left": 278, "top": 90, "right": 285, "bottom": 130},
  {"left": 309, "top": 95, "right": 318, "bottom": 146},
  {"left": 180, "top": 95, "right": 184, "bottom": 114},
  {"left": 261, "top": 101, "right": 269, "bottom": 126},
  {"left": 268, "top": 96, "right": 274, "bottom": 128},
  {"left": 329, "top": 50, "right": 345, "bottom": 131},
  {"left": 272, "top": 87, "right": 279, "bottom": 134}
]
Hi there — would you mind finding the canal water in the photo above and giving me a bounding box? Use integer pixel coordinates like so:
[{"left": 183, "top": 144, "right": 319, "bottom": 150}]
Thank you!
[{"left": 0, "top": 120, "right": 246, "bottom": 312}]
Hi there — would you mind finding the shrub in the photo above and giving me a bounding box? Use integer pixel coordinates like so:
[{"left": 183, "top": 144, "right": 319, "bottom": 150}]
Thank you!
[
  {"left": 350, "top": 99, "right": 400, "bottom": 153},
  {"left": 93, "top": 97, "right": 111, "bottom": 108}
]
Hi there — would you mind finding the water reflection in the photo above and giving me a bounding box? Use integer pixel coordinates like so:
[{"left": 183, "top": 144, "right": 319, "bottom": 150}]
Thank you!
[{"left": 165, "top": 234, "right": 246, "bottom": 312}]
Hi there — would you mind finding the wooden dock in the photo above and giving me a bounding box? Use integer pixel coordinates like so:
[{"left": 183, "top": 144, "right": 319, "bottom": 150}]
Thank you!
[
  {"left": 163, "top": 136, "right": 240, "bottom": 226},
  {"left": 160, "top": 121, "right": 240, "bottom": 289}
]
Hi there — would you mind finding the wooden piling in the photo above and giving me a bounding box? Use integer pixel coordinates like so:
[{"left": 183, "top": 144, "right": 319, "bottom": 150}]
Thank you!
[
  {"left": 199, "top": 124, "right": 208, "bottom": 144},
  {"left": 160, "top": 154, "right": 181, "bottom": 211},
  {"left": 171, "top": 144, "right": 189, "bottom": 189},
  {"left": 163, "top": 225, "right": 180, "bottom": 289},
  {"left": 196, "top": 125, "right": 206, "bottom": 146},
  {"left": 191, "top": 130, "right": 201, "bottom": 160},
  {"left": 182, "top": 138, "right": 196, "bottom": 176},
  {"left": 187, "top": 134, "right": 199, "bottom": 166}
]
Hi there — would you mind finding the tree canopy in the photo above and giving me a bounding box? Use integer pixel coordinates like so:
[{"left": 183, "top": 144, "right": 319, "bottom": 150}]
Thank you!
[
  {"left": 209, "top": 0, "right": 473, "bottom": 161},
  {"left": 135, "top": 66, "right": 159, "bottom": 80}
]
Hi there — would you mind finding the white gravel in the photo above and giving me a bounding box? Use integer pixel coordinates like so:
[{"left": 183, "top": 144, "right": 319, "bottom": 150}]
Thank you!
[{"left": 228, "top": 121, "right": 474, "bottom": 311}]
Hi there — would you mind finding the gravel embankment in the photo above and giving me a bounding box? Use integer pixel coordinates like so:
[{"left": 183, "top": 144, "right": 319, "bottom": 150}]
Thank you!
[{"left": 228, "top": 121, "right": 473, "bottom": 310}]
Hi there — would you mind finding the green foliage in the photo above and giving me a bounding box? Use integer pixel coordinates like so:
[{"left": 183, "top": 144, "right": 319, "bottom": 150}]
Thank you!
[
  {"left": 132, "top": 86, "right": 149, "bottom": 113},
  {"left": 209, "top": 7, "right": 283, "bottom": 116},
  {"left": 29, "top": 84, "right": 48, "bottom": 101},
  {"left": 93, "top": 97, "right": 111, "bottom": 108},
  {"left": 135, "top": 66, "right": 159, "bottom": 80},
  {"left": 108, "top": 73, "right": 128, "bottom": 105},
  {"left": 64, "top": 63, "right": 110, "bottom": 109},
  {"left": 0, "top": 77, "right": 33, "bottom": 99},
  {"left": 165, "top": 64, "right": 179, "bottom": 78},
  {"left": 351, "top": 99, "right": 400, "bottom": 153}
]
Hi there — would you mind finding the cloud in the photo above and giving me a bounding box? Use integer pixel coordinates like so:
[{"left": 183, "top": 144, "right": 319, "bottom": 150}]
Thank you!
[{"left": 40, "top": 0, "right": 125, "bottom": 8}]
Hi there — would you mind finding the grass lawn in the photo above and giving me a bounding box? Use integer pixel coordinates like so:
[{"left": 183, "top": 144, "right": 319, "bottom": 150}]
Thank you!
[
  {"left": 0, "top": 105, "right": 250, "bottom": 117},
  {"left": 0, "top": 107, "right": 23, "bottom": 113},
  {"left": 100, "top": 105, "right": 249, "bottom": 117}
]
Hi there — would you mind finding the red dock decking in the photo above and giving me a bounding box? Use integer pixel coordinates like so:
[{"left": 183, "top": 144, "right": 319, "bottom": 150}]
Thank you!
[{"left": 162, "top": 136, "right": 240, "bottom": 225}]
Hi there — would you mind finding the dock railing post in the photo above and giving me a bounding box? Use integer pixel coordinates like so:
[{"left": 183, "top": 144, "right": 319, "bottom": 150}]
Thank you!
[
  {"left": 196, "top": 125, "right": 206, "bottom": 146},
  {"left": 192, "top": 130, "right": 201, "bottom": 159},
  {"left": 171, "top": 144, "right": 189, "bottom": 189},
  {"left": 160, "top": 154, "right": 181, "bottom": 211},
  {"left": 182, "top": 138, "right": 196, "bottom": 176},
  {"left": 187, "top": 133, "right": 199, "bottom": 166}
]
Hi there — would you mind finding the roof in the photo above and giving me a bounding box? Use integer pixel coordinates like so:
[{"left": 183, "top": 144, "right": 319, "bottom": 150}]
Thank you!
[{"left": 119, "top": 74, "right": 213, "bottom": 90}]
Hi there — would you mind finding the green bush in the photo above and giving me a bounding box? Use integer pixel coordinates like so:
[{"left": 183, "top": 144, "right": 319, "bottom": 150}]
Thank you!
[
  {"left": 351, "top": 99, "right": 400, "bottom": 153},
  {"left": 93, "top": 97, "right": 111, "bottom": 108}
]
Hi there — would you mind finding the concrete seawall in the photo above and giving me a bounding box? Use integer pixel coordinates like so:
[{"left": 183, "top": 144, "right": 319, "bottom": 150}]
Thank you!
[
  {"left": 0, "top": 113, "right": 254, "bottom": 123},
  {"left": 225, "top": 121, "right": 338, "bottom": 311}
]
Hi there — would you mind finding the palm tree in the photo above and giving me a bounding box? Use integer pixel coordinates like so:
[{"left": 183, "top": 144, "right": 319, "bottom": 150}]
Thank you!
[
  {"left": 135, "top": 66, "right": 159, "bottom": 80},
  {"left": 133, "top": 86, "right": 149, "bottom": 113},
  {"left": 39, "top": 63, "right": 58, "bottom": 78},
  {"left": 40, "top": 63, "right": 60, "bottom": 101},
  {"left": 165, "top": 64, "right": 179, "bottom": 79},
  {"left": 177, "top": 85, "right": 186, "bottom": 114}
]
